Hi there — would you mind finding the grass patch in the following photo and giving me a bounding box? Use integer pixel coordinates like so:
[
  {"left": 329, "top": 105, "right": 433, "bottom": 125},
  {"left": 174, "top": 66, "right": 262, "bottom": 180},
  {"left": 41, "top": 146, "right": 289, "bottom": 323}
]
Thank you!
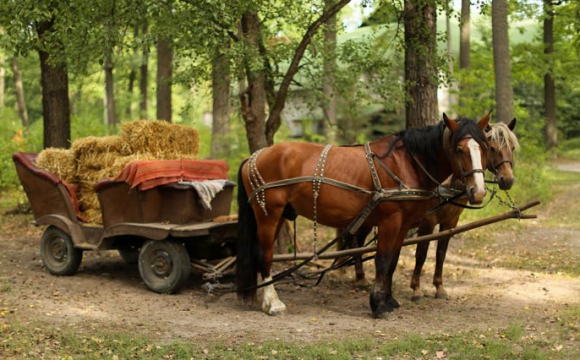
[{"left": 1, "top": 319, "right": 577, "bottom": 359}]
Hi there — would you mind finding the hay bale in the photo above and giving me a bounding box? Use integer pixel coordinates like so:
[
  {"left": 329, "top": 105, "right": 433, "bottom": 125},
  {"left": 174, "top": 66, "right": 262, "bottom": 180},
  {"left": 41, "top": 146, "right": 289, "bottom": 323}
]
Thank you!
[
  {"left": 83, "top": 208, "right": 102, "bottom": 225},
  {"left": 120, "top": 120, "right": 199, "bottom": 159},
  {"left": 72, "top": 136, "right": 131, "bottom": 170},
  {"left": 35, "top": 148, "right": 76, "bottom": 184},
  {"left": 108, "top": 153, "right": 156, "bottom": 177}
]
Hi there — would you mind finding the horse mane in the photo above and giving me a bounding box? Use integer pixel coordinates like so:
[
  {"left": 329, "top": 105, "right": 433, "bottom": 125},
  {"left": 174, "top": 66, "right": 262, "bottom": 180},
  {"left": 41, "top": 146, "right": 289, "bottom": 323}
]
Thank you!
[
  {"left": 488, "top": 123, "right": 520, "bottom": 151},
  {"left": 379, "top": 117, "right": 488, "bottom": 178}
]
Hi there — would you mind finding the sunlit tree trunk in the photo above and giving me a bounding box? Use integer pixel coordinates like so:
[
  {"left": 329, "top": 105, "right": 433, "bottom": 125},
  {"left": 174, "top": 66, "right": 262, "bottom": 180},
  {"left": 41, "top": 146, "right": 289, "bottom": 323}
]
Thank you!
[
  {"left": 240, "top": 11, "right": 268, "bottom": 153},
  {"left": 459, "top": 0, "right": 471, "bottom": 107},
  {"left": 492, "top": 0, "right": 514, "bottom": 124},
  {"left": 460, "top": 0, "right": 471, "bottom": 70},
  {"left": 126, "top": 26, "right": 138, "bottom": 120},
  {"left": 37, "top": 18, "right": 71, "bottom": 149},
  {"left": 104, "top": 53, "right": 117, "bottom": 126},
  {"left": 445, "top": 1, "right": 457, "bottom": 113},
  {"left": 11, "top": 58, "right": 28, "bottom": 127},
  {"left": 544, "top": 0, "right": 557, "bottom": 155},
  {"left": 211, "top": 47, "right": 231, "bottom": 159},
  {"left": 140, "top": 25, "right": 149, "bottom": 119},
  {"left": 322, "top": 0, "right": 338, "bottom": 142},
  {"left": 156, "top": 38, "right": 172, "bottom": 122},
  {"left": 404, "top": 0, "right": 439, "bottom": 129}
]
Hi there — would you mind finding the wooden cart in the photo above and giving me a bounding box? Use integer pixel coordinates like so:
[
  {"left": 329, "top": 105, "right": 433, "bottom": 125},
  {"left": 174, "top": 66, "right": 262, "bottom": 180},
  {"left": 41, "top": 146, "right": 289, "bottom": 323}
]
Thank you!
[{"left": 13, "top": 152, "right": 237, "bottom": 294}]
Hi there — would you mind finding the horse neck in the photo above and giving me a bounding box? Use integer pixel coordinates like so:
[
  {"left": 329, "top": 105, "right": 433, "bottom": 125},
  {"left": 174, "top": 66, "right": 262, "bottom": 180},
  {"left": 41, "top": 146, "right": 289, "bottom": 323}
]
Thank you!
[{"left": 399, "top": 145, "right": 454, "bottom": 190}]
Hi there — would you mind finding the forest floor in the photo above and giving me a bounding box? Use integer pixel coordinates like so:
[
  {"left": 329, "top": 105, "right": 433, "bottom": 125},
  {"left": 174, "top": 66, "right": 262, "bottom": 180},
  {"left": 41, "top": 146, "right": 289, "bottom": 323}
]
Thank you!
[{"left": 1, "top": 161, "right": 579, "bottom": 355}]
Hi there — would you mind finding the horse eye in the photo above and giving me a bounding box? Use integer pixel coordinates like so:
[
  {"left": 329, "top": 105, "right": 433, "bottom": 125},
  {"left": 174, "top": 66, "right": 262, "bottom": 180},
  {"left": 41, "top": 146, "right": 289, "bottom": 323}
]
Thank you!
[
  {"left": 456, "top": 147, "right": 463, "bottom": 154},
  {"left": 490, "top": 147, "right": 496, "bottom": 153}
]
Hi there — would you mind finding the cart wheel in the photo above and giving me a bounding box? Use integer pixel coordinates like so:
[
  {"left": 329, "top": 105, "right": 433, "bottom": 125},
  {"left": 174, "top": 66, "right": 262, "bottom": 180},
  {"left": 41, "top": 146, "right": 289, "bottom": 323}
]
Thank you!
[
  {"left": 40, "top": 226, "right": 83, "bottom": 276},
  {"left": 138, "top": 240, "right": 190, "bottom": 294},
  {"left": 118, "top": 247, "right": 139, "bottom": 265}
]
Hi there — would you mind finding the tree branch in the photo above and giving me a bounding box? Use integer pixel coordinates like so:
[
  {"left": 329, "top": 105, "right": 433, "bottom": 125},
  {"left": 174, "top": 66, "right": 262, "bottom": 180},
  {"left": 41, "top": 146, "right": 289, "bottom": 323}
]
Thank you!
[{"left": 265, "top": 0, "right": 351, "bottom": 143}]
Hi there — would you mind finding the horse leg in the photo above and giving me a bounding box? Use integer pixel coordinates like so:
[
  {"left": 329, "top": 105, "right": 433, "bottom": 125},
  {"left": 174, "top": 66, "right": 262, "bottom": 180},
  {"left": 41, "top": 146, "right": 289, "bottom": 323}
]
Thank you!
[
  {"left": 410, "top": 222, "right": 436, "bottom": 301},
  {"left": 353, "top": 227, "right": 372, "bottom": 287},
  {"left": 370, "top": 216, "right": 406, "bottom": 319},
  {"left": 255, "top": 209, "right": 288, "bottom": 316},
  {"left": 335, "top": 230, "right": 350, "bottom": 282},
  {"left": 432, "top": 215, "right": 461, "bottom": 299}
]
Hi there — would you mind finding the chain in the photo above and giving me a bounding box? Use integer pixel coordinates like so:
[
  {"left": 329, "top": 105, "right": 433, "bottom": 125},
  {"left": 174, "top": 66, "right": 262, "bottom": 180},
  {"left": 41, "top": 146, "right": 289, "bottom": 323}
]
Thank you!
[
  {"left": 248, "top": 148, "right": 268, "bottom": 215},
  {"left": 496, "top": 189, "right": 520, "bottom": 219},
  {"left": 312, "top": 144, "right": 332, "bottom": 260}
]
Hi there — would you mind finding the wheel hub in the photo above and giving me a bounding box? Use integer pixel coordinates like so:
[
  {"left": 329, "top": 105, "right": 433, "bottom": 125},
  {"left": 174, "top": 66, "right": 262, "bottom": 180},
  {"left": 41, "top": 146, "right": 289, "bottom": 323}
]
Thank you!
[
  {"left": 150, "top": 250, "right": 173, "bottom": 277},
  {"left": 50, "top": 238, "right": 67, "bottom": 262}
]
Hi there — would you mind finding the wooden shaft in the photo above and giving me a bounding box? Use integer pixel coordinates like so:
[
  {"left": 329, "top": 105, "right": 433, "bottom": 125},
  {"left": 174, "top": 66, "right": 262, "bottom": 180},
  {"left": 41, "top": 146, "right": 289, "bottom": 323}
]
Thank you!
[{"left": 272, "top": 200, "right": 540, "bottom": 262}]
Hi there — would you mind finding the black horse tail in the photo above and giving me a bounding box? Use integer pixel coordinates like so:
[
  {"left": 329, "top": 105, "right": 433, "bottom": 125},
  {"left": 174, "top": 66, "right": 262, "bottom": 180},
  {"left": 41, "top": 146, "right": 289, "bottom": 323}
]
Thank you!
[{"left": 236, "top": 159, "right": 262, "bottom": 303}]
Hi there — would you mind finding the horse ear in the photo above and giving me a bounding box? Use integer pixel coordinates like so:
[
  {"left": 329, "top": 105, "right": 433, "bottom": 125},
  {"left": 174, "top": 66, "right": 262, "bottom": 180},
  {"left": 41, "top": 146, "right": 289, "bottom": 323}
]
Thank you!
[
  {"left": 508, "top": 118, "right": 517, "bottom": 131},
  {"left": 443, "top": 113, "right": 459, "bottom": 133},
  {"left": 477, "top": 111, "right": 491, "bottom": 131}
]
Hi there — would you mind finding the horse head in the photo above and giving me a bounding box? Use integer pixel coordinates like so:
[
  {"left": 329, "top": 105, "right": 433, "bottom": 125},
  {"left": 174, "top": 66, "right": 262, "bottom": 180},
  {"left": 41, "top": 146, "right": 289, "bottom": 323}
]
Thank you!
[
  {"left": 443, "top": 112, "right": 490, "bottom": 204},
  {"left": 486, "top": 118, "right": 518, "bottom": 190}
]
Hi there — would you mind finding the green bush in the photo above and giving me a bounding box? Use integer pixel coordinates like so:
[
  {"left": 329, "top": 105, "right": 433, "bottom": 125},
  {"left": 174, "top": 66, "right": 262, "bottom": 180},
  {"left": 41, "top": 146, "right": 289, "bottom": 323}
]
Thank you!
[{"left": 0, "top": 111, "right": 28, "bottom": 190}]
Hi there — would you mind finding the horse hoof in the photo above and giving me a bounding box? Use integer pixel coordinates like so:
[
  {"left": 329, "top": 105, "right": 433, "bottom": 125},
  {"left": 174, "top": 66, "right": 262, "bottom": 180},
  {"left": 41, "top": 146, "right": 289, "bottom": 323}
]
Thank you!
[
  {"left": 411, "top": 295, "right": 424, "bottom": 303},
  {"left": 265, "top": 302, "right": 287, "bottom": 316},
  {"left": 387, "top": 296, "right": 400, "bottom": 308},
  {"left": 411, "top": 289, "right": 424, "bottom": 302},
  {"left": 435, "top": 292, "right": 448, "bottom": 300},
  {"left": 354, "top": 278, "right": 371, "bottom": 289},
  {"left": 372, "top": 310, "right": 392, "bottom": 320}
]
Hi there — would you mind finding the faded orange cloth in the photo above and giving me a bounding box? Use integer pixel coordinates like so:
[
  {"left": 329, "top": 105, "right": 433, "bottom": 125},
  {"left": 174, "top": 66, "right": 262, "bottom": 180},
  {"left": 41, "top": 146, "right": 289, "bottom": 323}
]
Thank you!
[{"left": 115, "top": 159, "right": 229, "bottom": 190}]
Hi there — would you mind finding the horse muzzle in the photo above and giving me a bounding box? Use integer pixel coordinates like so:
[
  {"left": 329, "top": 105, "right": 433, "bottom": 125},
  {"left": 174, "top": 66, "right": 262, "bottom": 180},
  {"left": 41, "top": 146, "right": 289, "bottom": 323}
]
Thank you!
[
  {"left": 497, "top": 176, "right": 515, "bottom": 190},
  {"left": 467, "top": 185, "right": 486, "bottom": 205}
]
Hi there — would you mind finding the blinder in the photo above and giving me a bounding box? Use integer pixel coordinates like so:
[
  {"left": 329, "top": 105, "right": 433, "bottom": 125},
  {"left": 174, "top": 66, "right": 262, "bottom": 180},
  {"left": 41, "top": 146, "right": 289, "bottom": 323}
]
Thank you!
[{"left": 442, "top": 127, "right": 487, "bottom": 182}]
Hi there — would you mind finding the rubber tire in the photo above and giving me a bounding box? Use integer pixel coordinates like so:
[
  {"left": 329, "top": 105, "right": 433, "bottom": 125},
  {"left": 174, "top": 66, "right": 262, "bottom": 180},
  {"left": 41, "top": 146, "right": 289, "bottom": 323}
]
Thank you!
[
  {"left": 138, "top": 240, "right": 190, "bottom": 294},
  {"left": 118, "top": 247, "right": 139, "bottom": 265},
  {"left": 40, "top": 226, "right": 83, "bottom": 276}
]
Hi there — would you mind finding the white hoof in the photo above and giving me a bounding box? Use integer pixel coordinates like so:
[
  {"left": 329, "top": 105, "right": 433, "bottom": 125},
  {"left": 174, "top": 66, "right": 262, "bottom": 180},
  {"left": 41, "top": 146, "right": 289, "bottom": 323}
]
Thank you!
[{"left": 263, "top": 299, "right": 287, "bottom": 316}]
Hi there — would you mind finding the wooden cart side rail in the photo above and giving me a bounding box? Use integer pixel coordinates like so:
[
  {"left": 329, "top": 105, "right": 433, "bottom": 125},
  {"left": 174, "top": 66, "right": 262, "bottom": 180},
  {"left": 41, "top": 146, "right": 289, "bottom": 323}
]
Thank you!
[{"left": 272, "top": 200, "right": 540, "bottom": 262}]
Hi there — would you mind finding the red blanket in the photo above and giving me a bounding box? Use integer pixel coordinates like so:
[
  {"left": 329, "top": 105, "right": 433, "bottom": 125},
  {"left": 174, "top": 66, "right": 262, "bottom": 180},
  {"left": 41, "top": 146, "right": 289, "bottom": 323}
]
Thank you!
[{"left": 115, "top": 159, "right": 229, "bottom": 190}]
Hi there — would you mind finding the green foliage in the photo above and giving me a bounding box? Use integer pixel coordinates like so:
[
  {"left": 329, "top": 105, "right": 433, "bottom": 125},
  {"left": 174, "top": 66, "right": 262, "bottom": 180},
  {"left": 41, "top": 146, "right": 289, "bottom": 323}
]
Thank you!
[{"left": 0, "top": 110, "right": 28, "bottom": 190}]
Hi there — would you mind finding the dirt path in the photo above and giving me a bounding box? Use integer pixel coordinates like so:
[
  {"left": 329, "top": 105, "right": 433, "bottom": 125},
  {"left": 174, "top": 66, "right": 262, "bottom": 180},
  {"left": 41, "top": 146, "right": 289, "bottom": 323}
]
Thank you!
[{"left": 1, "top": 165, "right": 580, "bottom": 345}]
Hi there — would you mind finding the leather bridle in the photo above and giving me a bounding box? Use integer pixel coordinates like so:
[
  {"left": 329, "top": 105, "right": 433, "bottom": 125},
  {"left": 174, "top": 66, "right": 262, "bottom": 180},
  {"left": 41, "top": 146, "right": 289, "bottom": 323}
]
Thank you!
[{"left": 442, "top": 127, "right": 487, "bottom": 182}]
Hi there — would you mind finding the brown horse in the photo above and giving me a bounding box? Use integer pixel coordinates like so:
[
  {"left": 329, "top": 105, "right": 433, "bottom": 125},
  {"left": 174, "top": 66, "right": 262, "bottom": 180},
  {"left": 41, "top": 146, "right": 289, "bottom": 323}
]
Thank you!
[
  {"left": 410, "top": 118, "right": 518, "bottom": 301},
  {"left": 339, "top": 120, "right": 519, "bottom": 298},
  {"left": 236, "top": 114, "right": 490, "bottom": 318}
]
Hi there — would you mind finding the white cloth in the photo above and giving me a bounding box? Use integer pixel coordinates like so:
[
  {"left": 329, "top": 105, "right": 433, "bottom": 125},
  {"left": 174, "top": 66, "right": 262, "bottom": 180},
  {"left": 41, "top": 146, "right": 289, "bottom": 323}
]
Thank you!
[{"left": 178, "top": 180, "right": 230, "bottom": 210}]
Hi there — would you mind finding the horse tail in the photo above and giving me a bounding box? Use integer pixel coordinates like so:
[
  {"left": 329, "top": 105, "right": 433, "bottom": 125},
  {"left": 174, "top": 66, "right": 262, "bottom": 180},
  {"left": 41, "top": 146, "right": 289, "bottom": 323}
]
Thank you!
[{"left": 236, "top": 158, "right": 261, "bottom": 302}]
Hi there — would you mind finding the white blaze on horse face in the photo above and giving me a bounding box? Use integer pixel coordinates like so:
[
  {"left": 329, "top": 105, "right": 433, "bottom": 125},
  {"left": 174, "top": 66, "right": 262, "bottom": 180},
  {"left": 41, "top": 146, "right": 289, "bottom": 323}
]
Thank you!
[
  {"left": 258, "top": 276, "right": 287, "bottom": 316},
  {"left": 467, "top": 139, "right": 485, "bottom": 198}
]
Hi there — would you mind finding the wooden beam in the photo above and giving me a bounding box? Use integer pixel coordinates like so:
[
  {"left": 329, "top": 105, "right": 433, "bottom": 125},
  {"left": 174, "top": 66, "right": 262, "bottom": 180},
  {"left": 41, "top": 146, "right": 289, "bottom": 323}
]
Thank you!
[{"left": 272, "top": 200, "right": 540, "bottom": 262}]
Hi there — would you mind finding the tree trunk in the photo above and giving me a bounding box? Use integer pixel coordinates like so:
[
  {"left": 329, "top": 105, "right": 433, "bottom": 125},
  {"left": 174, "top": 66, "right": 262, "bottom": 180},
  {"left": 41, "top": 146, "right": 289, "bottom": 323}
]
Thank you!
[
  {"left": 11, "top": 58, "right": 28, "bottom": 127},
  {"left": 126, "top": 27, "right": 138, "bottom": 119},
  {"left": 140, "top": 25, "right": 149, "bottom": 119},
  {"left": 459, "top": 0, "right": 471, "bottom": 70},
  {"left": 239, "top": 1, "right": 350, "bottom": 152},
  {"left": 492, "top": 0, "right": 514, "bottom": 124},
  {"left": 322, "top": 0, "right": 338, "bottom": 142},
  {"left": 0, "top": 55, "right": 5, "bottom": 113},
  {"left": 104, "top": 53, "right": 117, "bottom": 126},
  {"left": 445, "top": 1, "right": 457, "bottom": 113},
  {"left": 156, "top": 38, "right": 172, "bottom": 122},
  {"left": 240, "top": 11, "right": 268, "bottom": 153},
  {"left": 37, "top": 19, "right": 71, "bottom": 149},
  {"left": 404, "top": 0, "right": 439, "bottom": 129},
  {"left": 210, "top": 48, "right": 231, "bottom": 159},
  {"left": 544, "top": 0, "right": 557, "bottom": 154}
]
